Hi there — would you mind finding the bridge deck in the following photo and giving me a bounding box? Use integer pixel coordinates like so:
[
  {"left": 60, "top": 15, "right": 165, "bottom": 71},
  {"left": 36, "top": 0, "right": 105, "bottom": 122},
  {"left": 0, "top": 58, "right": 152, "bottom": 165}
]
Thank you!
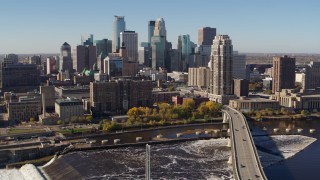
[{"left": 223, "top": 106, "right": 267, "bottom": 180}]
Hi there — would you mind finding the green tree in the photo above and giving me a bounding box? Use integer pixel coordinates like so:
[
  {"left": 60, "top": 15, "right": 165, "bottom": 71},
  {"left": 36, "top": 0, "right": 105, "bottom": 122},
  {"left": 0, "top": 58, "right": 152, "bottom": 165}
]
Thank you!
[
  {"left": 57, "top": 120, "right": 63, "bottom": 125},
  {"left": 71, "top": 116, "right": 79, "bottom": 123},
  {"left": 85, "top": 115, "right": 93, "bottom": 123},
  {"left": 301, "top": 110, "right": 309, "bottom": 116},
  {"left": 256, "top": 112, "right": 262, "bottom": 120},
  {"left": 29, "top": 117, "right": 35, "bottom": 124}
]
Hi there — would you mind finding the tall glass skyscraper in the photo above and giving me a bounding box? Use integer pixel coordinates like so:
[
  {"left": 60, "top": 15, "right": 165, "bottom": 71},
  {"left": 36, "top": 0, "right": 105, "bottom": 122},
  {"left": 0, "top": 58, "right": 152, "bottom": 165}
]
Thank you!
[
  {"left": 59, "top": 42, "right": 72, "bottom": 72},
  {"left": 81, "top": 34, "right": 94, "bottom": 46},
  {"left": 151, "top": 18, "right": 166, "bottom": 69},
  {"left": 112, "top": 16, "right": 126, "bottom": 53},
  {"left": 148, "top": 20, "right": 155, "bottom": 45},
  {"left": 178, "top": 34, "right": 191, "bottom": 61}
]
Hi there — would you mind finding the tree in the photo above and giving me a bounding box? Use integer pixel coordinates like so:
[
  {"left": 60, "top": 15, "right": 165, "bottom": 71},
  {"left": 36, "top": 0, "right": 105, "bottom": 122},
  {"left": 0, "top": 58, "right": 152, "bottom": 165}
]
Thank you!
[
  {"left": 57, "top": 120, "right": 63, "bottom": 125},
  {"left": 256, "top": 112, "right": 262, "bottom": 120},
  {"left": 127, "top": 107, "right": 144, "bottom": 123},
  {"left": 29, "top": 117, "right": 35, "bottom": 124},
  {"left": 85, "top": 115, "right": 93, "bottom": 123},
  {"left": 301, "top": 110, "right": 309, "bottom": 116},
  {"left": 71, "top": 116, "right": 79, "bottom": 123}
]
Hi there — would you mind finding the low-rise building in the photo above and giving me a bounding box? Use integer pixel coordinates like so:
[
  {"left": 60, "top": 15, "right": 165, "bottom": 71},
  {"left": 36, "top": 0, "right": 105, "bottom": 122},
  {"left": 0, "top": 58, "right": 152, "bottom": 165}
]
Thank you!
[
  {"left": 152, "top": 91, "right": 180, "bottom": 104},
  {"left": 229, "top": 97, "right": 279, "bottom": 112},
  {"left": 55, "top": 98, "right": 83, "bottom": 122},
  {"left": 5, "top": 92, "right": 42, "bottom": 122},
  {"left": 271, "top": 89, "right": 320, "bottom": 111}
]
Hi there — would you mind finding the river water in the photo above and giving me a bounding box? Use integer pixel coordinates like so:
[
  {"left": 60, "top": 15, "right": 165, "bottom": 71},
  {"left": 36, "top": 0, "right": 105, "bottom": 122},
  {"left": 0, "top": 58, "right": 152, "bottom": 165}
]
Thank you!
[
  {"left": 42, "top": 124, "right": 233, "bottom": 179},
  {"left": 249, "top": 119, "right": 320, "bottom": 180},
  {"left": 6, "top": 120, "right": 319, "bottom": 180}
]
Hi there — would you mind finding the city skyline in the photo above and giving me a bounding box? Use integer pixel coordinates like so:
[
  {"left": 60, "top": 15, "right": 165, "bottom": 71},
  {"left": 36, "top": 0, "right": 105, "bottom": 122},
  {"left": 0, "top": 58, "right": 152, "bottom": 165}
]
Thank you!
[{"left": 0, "top": 0, "right": 319, "bottom": 54}]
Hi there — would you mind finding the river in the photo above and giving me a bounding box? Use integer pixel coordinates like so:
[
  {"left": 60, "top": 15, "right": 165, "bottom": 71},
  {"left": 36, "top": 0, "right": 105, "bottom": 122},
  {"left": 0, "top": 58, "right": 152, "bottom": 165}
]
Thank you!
[{"left": 249, "top": 118, "right": 320, "bottom": 180}]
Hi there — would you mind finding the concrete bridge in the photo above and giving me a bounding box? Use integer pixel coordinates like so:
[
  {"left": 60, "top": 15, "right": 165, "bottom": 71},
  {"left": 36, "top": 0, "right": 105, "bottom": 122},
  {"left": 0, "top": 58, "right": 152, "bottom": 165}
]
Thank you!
[{"left": 222, "top": 106, "right": 267, "bottom": 180}]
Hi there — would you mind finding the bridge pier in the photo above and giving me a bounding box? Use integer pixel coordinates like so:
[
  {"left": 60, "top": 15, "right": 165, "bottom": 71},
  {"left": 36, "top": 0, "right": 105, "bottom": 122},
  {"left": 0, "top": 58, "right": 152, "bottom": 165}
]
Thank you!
[
  {"left": 223, "top": 112, "right": 229, "bottom": 123},
  {"left": 228, "top": 156, "right": 232, "bottom": 164},
  {"left": 227, "top": 139, "right": 231, "bottom": 148}
]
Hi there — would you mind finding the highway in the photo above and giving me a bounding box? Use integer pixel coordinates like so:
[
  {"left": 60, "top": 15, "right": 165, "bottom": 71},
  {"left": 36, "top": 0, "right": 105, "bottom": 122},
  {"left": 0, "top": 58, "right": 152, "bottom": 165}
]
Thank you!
[{"left": 223, "top": 106, "right": 267, "bottom": 180}]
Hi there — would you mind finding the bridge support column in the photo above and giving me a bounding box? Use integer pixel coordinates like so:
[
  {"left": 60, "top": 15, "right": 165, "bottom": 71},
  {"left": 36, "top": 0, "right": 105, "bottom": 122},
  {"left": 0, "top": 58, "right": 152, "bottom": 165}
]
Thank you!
[
  {"left": 227, "top": 139, "right": 231, "bottom": 148},
  {"left": 223, "top": 112, "right": 229, "bottom": 123},
  {"left": 228, "top": 156, "right": 232, "bottom": 164}
]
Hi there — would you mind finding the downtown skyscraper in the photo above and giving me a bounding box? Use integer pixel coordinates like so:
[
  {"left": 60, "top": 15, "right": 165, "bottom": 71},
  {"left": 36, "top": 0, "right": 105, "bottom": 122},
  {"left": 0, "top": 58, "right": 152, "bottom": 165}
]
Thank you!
[
  {"left": 151, "top": 18, "right": 166, "bottom": 69},
  {"left": 112, "top": 16, "right": 126, "bottom": 53},
  {"left": 209, "top": 35, "right": 235, "bottom": 104},
  {"left": 120, "top": 31, "right": 138, "bottom": 62},
  {"left": 59, "top": 42, "right": 72, "bottom": 72}
]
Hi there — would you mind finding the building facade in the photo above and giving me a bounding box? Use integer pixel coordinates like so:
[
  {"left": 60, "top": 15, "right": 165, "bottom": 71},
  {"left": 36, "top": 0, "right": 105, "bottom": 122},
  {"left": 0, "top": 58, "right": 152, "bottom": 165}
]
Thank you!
[
  {"left": 272, "top": 55, "right": 295, "bottom": 93},
  {"left": 305, "top": 61, "right": 320, "bottom": 89},
  {"left": 0, "top": 63, "right": 40, "bottom": 91},
  {"left": 234, "top": 79, "right": 249, "bottom": 97},
  {"left": 198, "top": 27, "right": 216, "bottom": 46},
  {"left": 59, "top": 42, "right": 73, "bottom": 72},
  {"left": 120, "top": 31, "right": 138, "bottom": 62},
  {"left": 188, "top": 67, "right": 210, "bottom": 89},
  {"left": 151, "top": 18, "right": 166, "bottom": 69},
  {"left": 229, "top": 97, "right": 279, "bottom": 112},
  {"left": 209, "top": 35, "right": 233, "bottom": 95},
  {"left": 72, "top": 45, "right": 97, "bottom": 72},
  {"left": 233, "top": 51, "right": 246, "bottom": 79},
  {"left": 40, "top": 86, "right": 55, "bottom": 110},
  {"left": 112, "top": 16, "right": 126, "bottom": 52},
  {"left": 90, "top": 80, "right": 153, "bottom": 115},
  {"left": 55, "top": 98, "right": 83, "bottom": 122},
  {"left": 148, "top": 20, "right": 155, "bottom": 44}
]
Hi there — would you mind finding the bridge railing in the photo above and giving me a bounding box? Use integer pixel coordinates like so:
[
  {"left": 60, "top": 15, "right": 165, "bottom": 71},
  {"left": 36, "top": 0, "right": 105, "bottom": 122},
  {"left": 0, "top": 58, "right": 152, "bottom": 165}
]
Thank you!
[{"left": 233, "top": 106, "right": 268, "bottom": 180}]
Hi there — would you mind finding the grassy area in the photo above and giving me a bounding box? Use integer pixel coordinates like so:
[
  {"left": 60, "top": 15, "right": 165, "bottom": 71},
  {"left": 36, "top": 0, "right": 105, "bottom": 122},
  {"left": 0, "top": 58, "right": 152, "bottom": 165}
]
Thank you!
[
  {"left": 56, "top": 127, "right": 92, "bottom": 135},
  {"left": 6, "top": 155, "right": 54, "bottom": 169},
  {"left": 8, "top": 128, "right": 45, "bottom": 135}
]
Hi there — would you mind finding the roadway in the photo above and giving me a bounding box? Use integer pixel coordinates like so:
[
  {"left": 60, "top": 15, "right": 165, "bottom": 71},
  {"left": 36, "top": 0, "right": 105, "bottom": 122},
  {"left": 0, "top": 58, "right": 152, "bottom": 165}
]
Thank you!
[{"left": 223, "top": 106, "right": 267, "bottom": 180}]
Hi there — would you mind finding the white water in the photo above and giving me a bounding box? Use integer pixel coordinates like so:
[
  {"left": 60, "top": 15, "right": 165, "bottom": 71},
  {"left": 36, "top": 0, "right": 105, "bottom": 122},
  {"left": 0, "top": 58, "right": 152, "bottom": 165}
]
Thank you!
[
  {"left": 0, "top": 135, "right": 316, "bottom": 179},
  {"left": 0, "top": 164, "right": 44, "bottom": 180},
  {"left": 254, "top": 135, "right": 317, "bottom": 167}
]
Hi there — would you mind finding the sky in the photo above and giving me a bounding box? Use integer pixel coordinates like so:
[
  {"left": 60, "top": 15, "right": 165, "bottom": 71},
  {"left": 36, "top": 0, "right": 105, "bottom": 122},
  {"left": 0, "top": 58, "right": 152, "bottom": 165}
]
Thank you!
[{"left": 0, "top": 0, "right": 319, "bottom": 54}]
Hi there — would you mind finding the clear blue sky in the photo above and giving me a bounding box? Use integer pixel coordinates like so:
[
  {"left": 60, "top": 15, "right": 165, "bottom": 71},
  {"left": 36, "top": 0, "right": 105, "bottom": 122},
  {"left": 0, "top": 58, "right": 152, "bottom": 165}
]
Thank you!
[{"left": 0, "top": 0, "right": 319, "bottom": 54}]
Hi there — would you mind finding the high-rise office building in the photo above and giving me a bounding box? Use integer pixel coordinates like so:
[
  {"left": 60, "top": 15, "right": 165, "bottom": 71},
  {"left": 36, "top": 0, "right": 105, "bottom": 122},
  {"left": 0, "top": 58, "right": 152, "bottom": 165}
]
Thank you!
[
  {"left": 302, "top": 61, "right": 320, "bottom": 89},
  {"left": 138, "top": 45, "right": 151, "bottom": 66},
  {"left": 72, "top": 45, "right": 97, "bottom": 72},
  {"left": 120, "top": 31, "right": 138, "bottom": 62},
  {"left": 112, "top": 16, "right": 126, "bottom": 53},
  {"left": 198, "top": 27, "right": 216, "bottom": 46},
  {"left": 178, "top": 34, "right": 191, "bottom": 61},
  {"left": 151, "top": 18, "right": 166, "bottom": 69},
  {"left": 148, "top": 20, "right": 155, "bottom": 44},
  {"left": 3, "top": 54, "right": 18, "bottom": 67},
  {"left": 59, "top": 42, "right": 72, "bottom": 72},
  {"left": 272, "top": 55, "right": 296, "bottom": 93},
  {"left": 233, "top": 79, "right": 249, "bottom": 97},
  {"left": 0, "top": 64, "right": 40, "bottom": 91},
  {"left": 94, "top": 39, "right": 112, "bottom": 57},
  {"left": 168, "top": 49, "right": 181, "bottom": 71},
  {"left": 209, "top": 35, "right": 233, "bottom": 95},
  {"left": 94, "top": 39, "right": 112, "bottom": 72},
  {"left": 46, "top": 56, "right": 58, "bottom": 74},
  {"left": 28, "top": 55, "right": 41, "bottom": 65},
  {"left": 188, "top": 67, "right": 210, "bottom": 89},
  {"left": 233, "top": 51, "right": 246, "bottom": 79},
  {"left": 81, "top": 34, "right": 94, "bottom": 46}
]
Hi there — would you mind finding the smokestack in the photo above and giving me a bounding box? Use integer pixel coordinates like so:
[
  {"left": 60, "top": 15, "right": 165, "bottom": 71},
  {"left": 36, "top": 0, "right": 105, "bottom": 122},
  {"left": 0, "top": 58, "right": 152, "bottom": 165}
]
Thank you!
[{"left": 42, "top": 93, "right": 46, "bottom": 117}]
